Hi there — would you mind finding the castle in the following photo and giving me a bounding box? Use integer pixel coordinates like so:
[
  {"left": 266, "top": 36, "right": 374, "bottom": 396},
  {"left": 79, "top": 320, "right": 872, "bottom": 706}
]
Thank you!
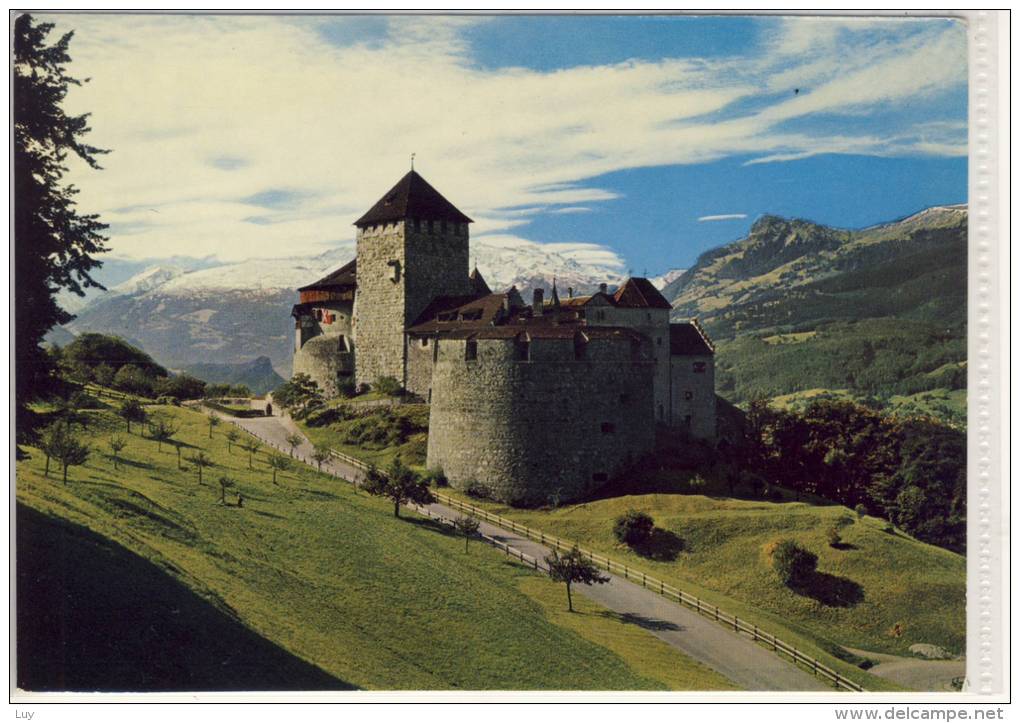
[{"left": 292, "top": 170, "right": 716, "bottom": 505}]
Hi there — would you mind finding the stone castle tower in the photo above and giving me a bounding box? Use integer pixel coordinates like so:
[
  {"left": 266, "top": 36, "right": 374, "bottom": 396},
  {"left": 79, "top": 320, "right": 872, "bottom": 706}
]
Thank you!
[{"left": 351, "top": 171, "right": 474, "bottom": 388}]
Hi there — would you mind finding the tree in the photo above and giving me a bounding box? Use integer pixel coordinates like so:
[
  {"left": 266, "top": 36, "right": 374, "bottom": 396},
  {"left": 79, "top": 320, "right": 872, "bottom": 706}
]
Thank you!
[
  {"left": 218, "top": 476, "right": 234, "bottom": 505},
  {"left": 112, "top": 364, "right": 155, "bottom": 397},
  {"left": 284, "top": 432, "right": 302, "bottom": 458},
  {"left": 187, "top": 451, "right": 212, "bottom": 484},
  {"left": 119, "top": 399, "right": 146, "bottom": 434},
  {"left": 225, "top": 429, "right": 239, "bottom": 452},
  {"left": 266, "top": 452, "right": 290, "bottom": 485},
  {"left": 93, "top": 363, "right": 115, "bottom": 388},
  {"left": 241, "top": 438, "right": 261, "bottom": 470},
  {"left": 108, "top": 436, "right": 126, "bottom": 470},
  {"left": 311, "top": 446, "right": 331, "bottom": 473},
  {"left": 612, "top": 510, "right": 655, "bottom": 547},
  {"left": 39, "top": 422, "right": 70, "bottom": 477},
  {"left": 362, "top": 458, "right": 435, "bottom": 518},
  {"left": 452, "top": 515, "right": 480, "bottom": 553},
  {"left": 544, "top": 546, "right": 609, "bottom": 612},
  {"left": 149, "top": 416, "right": 179, "bottom": 453},
  {"left": 14, "top": 15, "right": 109, "bottom": 434},
  {"left": 46, "top": 428, "right": 89, "bottom": 484},
  {"left": 273, "top": 373, "right": 324, "bottom": 416},
  {"left": 768, "top": 539, "right": 818, "bottom": 587},
  {"left": 207, "top": 412, "right": 220, "bottom": 439},
  {"left": 154, "top": 374, "right": 206, "bottom": 400}
]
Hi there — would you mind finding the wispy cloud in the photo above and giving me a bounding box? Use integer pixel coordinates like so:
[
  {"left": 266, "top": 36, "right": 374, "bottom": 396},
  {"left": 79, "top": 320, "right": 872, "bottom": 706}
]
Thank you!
[
  {"left": 698, "top": 213, "right": 748, "bottom": 222},
  {"left": 44, "top": 14, "right": 966, "bottom": 261}
]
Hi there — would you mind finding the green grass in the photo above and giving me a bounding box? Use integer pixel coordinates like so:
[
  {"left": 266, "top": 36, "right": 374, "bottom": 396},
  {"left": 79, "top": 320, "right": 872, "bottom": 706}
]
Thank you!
[
  {"left": 16, "top": 405, "right": 733, "bottom": 691},
  {"left": 435, "top": 485, "right": 964, "bottom": 692},
  {"left": 297, "top": 404, "right": 429, "bottom": 471}
]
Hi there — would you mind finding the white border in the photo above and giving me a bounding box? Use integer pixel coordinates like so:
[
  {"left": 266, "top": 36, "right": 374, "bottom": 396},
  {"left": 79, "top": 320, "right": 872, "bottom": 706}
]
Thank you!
[{"left": 7, "top": 7, "right": 1010, "bottom": 711}]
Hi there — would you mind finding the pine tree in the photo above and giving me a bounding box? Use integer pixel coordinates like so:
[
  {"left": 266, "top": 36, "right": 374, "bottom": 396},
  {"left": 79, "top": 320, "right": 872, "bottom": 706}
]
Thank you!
[{"left": 14, "top": 14, "right": 109, "bottom": 434}]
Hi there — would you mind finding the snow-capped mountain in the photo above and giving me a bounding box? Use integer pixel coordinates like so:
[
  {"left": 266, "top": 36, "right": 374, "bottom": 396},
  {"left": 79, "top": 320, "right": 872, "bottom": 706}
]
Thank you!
[
  {"left": 649, "top": 268, "right": 686, "bottom": 290},
  {"left": 63, "top": 237, "right": 629, "bottom": 376}
]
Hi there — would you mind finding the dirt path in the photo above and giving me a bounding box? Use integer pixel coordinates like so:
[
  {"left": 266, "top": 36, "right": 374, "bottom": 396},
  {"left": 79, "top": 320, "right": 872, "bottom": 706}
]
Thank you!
[
  {"left": 845, "top": 648, "right": 965, "bottom": 691},
  {"left": 213, "top": 410, "right": 833, "bottom": 692}
]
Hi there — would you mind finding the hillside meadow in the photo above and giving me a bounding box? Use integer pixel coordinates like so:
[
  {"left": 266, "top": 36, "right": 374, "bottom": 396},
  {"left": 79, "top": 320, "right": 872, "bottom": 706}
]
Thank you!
[
  {"left": 16, "top": 403, "right": 735, "bottom": 692},
  {"left": 424, "top": 478, "right": 963, "bottom": 693}
]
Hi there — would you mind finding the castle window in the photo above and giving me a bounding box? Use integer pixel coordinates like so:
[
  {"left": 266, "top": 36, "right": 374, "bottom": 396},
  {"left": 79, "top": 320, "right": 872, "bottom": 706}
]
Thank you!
[
  {"left": 387, "top": 259, "right": 401, "bottom": 283},
  {"left": 600, "top": 422, "right": 615, "bottom": 435},
  {"left": 684, "top": 390, "right": 693, "bottom": 401},
  {"left": 647, "top": 313, "right": 652, "bottom": 321},
  {"left": 421, "top": 337, "right": 429, "bottom": 348},
  {"left": 693, "top": 361, "right": 707, "bottom": 374},
  {"left": 314, "top": 308, "right": 323, "bottom": 321},
  {"left": 465, "top": 339, "right": 478, "bottom": 361}
]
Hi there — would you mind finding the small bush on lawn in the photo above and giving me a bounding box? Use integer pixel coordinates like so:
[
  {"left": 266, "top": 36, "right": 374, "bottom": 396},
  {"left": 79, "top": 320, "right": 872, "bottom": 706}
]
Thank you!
[
  {"left": 373, "top": 376, "right": 403, "bottom": 397},
  {"left": 613, "top": 510, "right": 655, "bottom": 547},
  {"left": 826, "top": 526, "right": 842, "bottom": 548},
  {"left": 767, "top": 539, "right": 818, "bottom": 587}
]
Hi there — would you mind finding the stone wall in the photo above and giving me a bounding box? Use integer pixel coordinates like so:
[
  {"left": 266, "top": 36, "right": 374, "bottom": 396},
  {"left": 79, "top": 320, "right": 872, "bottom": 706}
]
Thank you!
[
  {"left": 352, "top": 221, "right": 408, "bottom": 388},
  {"left": 427, "top": 336, "right": 656, "bottom": 505},
  {"left": 668, "top": 354, "right": 716, "bottom": 440},
  {"left": 405, "top": 335, "right": 435, "bottom": 400},
  {"left": 352, "top": 219, "right": 472, "bottom": 390},
  {"left": 589, "top": 307, "right": 671, "bottom": 422},
  {"left": 292, "top": 334, "right": 354, "bottom": 398}
]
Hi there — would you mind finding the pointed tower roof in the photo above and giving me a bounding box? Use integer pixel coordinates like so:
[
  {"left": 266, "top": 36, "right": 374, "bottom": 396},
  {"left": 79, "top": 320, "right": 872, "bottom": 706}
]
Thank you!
[
  {"left": 355, "top": 170, "right": 473, "bottom": 227},
  {"left": 550, "top": 277, "right": 561, "bottom": 307},
  {"left": 468, "top": 266, "right": 491, "bottom": 296},
  {"left": 612, "top": 277, "right": 673, "bottom": 309}
]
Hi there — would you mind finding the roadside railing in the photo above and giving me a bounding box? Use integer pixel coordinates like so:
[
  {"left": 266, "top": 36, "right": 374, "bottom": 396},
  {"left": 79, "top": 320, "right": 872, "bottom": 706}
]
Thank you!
[
  {"left": 214, "top": 421, "right": 865, "bottom": 693},
  {"left": 324, "top": 447, "right": 863, "bottom": 692}
]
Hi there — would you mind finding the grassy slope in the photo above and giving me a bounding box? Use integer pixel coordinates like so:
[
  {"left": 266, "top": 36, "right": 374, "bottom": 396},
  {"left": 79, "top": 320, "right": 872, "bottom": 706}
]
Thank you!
[
  {"left": 431, "top": 485, "right": 964, "bottom": 692},
  {"left": 297, "top": 405, "right": 428, "bottom": 471},
  {"left": 16, "top": 405, "right": 733, "bottom": 692}
]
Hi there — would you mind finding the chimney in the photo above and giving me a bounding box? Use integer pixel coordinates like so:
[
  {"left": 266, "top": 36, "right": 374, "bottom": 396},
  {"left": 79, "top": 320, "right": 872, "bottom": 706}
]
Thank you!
[
  {"left": 568, "top": 287, "right": 574, "bottom": 298},
  {"left": 532, "top": 288, "right": 544, "bottom": 315},
  {"left": 599, "top": 283, "right": 608, "bottom": 294}
]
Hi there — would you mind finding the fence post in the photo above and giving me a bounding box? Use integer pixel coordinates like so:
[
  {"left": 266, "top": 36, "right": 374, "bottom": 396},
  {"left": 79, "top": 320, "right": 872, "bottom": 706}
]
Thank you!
[
  {"left": 734, "top": 616, "right": 739, "bottom": 633},
  {"left": 715, "top": 605, "right": 719, "bottom": 621}
]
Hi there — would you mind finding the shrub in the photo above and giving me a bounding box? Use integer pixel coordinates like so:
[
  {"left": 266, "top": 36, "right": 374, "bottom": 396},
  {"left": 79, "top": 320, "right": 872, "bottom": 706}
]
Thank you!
[
  {"left": 613, "top": 510, "right": 655, "bottom": 547},
  {"left": 854, "top": 503, "right": 868, "bottom": 519},
  {"left": 768, "top": 539, "right": 818, "bottom": 586},
  {"left": 826, "top": 526, "right": 842, "bottom": 548},
  {"left": 423, "top": 468, "right": 448, "bottom": 488},
  {"left": 373, "top": 376, "right": 403, "bottom": 397},
  {"left": 464, "top": 480, "right": 492, "bottom": 500}
]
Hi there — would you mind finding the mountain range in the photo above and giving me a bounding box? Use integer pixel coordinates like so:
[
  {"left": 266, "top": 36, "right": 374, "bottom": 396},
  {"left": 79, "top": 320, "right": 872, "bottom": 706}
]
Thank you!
[
  {"left": 662, "top": 204, "right": 968, "bottom": 423},
  {"left": 54, "top": 204, "right": 967, "bottom": 420},
  {"left": 58, "top": 237, "right": 630, "bottom": 377}
]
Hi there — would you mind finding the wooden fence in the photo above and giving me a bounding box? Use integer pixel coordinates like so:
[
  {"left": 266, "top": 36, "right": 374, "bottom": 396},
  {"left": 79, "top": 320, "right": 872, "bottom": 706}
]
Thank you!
[{"left": 323, "top": 447, "right": 865, "bottom": 692}]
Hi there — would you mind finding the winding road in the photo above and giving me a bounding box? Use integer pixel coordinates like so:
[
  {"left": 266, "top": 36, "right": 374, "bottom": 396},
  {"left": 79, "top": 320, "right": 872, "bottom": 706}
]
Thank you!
[{"left": 211, "top": 409, "right": 830, "bottom": 692}]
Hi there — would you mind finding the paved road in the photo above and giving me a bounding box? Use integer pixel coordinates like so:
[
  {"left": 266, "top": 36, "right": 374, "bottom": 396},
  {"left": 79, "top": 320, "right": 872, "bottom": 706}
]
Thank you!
[{"left": 215, "top": 409, "right": 829, "bottom": 692}]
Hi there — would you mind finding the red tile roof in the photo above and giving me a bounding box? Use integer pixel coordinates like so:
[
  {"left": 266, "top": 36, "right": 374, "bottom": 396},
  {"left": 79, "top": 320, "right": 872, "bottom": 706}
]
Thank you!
[{"left": 613, "top": 277, "right": 673, "bottom": 309}]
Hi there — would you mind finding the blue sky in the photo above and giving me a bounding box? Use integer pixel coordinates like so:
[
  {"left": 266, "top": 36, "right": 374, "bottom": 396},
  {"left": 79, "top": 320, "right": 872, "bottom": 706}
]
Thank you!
[{"left": 50, "top": 13, "right": 968, "bottom": 278}]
